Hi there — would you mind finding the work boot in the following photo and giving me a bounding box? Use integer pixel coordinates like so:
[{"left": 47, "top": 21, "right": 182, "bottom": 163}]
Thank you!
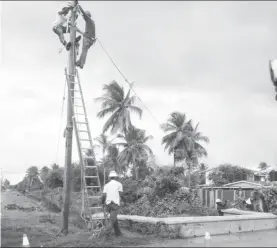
[
  {"left": 76, "top": 60, "right": 83, "bottom": 69},
  {"left": 66, "top": 35, "right": 82, "bottom": 51},
  {"left": 113, "top": 221, "right": 122, "bottom": 237}
]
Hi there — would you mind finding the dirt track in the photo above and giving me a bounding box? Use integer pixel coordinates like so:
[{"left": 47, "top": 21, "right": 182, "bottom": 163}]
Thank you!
[{"left": 1, "top": 190, "right": 152, "bottom": 247}]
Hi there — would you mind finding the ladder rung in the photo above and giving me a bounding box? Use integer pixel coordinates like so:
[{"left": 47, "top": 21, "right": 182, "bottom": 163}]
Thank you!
[
  {"left": 85, "top": 176, "right": 98, "bottom": 178},
  {"left": 87, "top": 196, "right": 101, "bottom": 198},
  {"left": 86, "top": 186, "right": 100, "bottom": 188},
  {"left": 78, "top": 130, "right": 89, "bottom": 133},
  {"left": 77, "top": 121, "right": 88, "bottom": 124},
  {"left": 71, "top": 89, "right": 80, "bottom": 92},
  {"left": 74, "top": 105, "right": 84, "bottom": 107},
  {"left": 88, "top": 206, "right": 103, "bottom": 209},
  {"left": 80, "top": 139, "right": 90, "bottom": 141},
  {"left": 75, "top": 113, "right": 85, "bottom": 115}
]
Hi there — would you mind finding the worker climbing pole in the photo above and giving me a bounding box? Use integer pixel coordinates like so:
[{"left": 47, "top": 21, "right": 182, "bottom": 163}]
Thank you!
[{"left": 53, "top": 1, "right": 100, "bottom": 236}]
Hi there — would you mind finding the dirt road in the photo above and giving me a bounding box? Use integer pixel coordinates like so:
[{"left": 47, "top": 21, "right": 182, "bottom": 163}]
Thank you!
[{"left": 1, "top": 190, "right": 151, "bottom": 247}]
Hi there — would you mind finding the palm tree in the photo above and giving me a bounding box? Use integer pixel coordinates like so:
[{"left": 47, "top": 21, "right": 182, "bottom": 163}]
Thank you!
[
  {"left": 95, "top": 81, "right": 143, "bottom": 134},
  {"left": 26, "top": 166, "right": 39, "bottom": 191},
  {"left": 114, "top": 126, "right": 153, "bottom": 180},
  {"left": 175, "top": 122, "right": 209, "bottom": 187},
  {"left": 40, "top": 166, "right": 49, "bottom": 185},
  {"left": 106, "top": 145, "right": 121, "bottom": 172},
  {"left": 161, "top": 112, "right": 192, "bottom": 166},
  {"left": 94, "top": 133, "right": 111, "bottom": 184},
  {"left": 51, "top": 163, "right": 60, "bottom": 171}
]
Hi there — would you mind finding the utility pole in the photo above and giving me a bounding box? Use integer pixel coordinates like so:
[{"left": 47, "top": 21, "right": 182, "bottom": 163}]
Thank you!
[{"left": 61, "top": 1, "right": 77, "bottom": 235}]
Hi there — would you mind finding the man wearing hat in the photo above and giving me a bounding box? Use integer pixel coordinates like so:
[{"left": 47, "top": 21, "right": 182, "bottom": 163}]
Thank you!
[
  {"left": 215, "top": 198, "right": 228, "bottom": 216},
  {"left": 102, "top": 171, "right": 124, "bottom": 237}
]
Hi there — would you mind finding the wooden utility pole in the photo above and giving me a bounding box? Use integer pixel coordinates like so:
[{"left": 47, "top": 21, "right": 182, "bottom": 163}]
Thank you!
[{"left": 61, "top": 1, "right": 77, "bottom": 235}]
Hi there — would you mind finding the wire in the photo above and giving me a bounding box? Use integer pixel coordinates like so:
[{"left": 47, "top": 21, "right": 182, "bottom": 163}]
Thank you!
[
  {"left": 96, "top": 38, "right": 162, "bottom": 128},
  {"left": 55, "top": 78, "right": 67, "bottom": 163}
]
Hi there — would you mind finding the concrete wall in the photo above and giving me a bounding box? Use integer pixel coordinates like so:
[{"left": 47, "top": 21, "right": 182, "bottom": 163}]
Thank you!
[{"left": 91, "top": 209, "right": 277, "bottom": 239}]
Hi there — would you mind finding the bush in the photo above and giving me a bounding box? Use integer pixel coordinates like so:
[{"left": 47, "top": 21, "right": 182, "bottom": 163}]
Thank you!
[
  {"left": 45, "top": 170, "right": 63, "bottom": 189},
  {"left": 231, "top": 188, "right": 277, "bottom": 215},
  {"left": 120, "top": 186, "right": 218, "bottom": 217}
]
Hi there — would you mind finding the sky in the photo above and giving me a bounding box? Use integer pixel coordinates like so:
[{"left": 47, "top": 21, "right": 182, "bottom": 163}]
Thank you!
[{"left": 1, "top": 1, "right": 277, "bottom": 185}]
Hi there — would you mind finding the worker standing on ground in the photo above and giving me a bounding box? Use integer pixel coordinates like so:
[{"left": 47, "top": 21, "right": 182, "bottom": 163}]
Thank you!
[
  {"left": 75, "top": 4, "right": 96, "bottom": 69},
  {"left": 101, "top": 171, "right": 124, "bottom": 237},
  {"left": 52, "top": 1, "right": 81, "bottom": 51}
]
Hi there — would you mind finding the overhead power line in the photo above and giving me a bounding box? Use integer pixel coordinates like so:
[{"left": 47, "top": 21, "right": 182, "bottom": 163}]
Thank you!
[{"left": 96, "top": 38, "right": 162, "bottom": 128}]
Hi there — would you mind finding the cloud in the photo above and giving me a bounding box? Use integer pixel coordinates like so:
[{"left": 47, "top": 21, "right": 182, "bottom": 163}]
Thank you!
[{"left": 1, "top": 1, "right": 277, "bottom": 183}]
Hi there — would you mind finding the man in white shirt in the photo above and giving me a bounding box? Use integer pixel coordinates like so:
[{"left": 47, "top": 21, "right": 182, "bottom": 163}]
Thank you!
[
  {"left": 102, "top": 171, "right": 124, "bottom": 237},
  {"left": 52, "top": 1, "right": 81, "bottom": 50}
]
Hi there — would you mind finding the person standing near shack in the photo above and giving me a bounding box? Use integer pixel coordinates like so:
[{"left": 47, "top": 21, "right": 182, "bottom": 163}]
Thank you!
[
  {"left": 101, "top": 171, "right": 124, "bottom": 237},
  {"left": 215, "top": 199, "right": 228, "bottom": 216},
  {"left": 75, "top": 4, "right": 96, "bottom": 69}
]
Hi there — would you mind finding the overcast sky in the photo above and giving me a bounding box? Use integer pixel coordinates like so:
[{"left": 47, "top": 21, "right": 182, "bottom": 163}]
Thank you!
[{"left": 1, "top": 1, "right": 277, "bottom": 184}]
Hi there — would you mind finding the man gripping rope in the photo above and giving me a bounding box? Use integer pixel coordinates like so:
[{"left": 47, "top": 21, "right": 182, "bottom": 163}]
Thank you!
[
  {"left": 52, "top": 1, "right": 81, "bottom": 51},
  {"left": 101, "top": 171, "right": 124, "bottom": 237}
]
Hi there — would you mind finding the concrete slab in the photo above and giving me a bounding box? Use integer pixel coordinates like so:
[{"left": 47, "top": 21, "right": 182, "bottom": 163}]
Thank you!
[{"left": 92, "top": 209, "right": 277, "bottom": 239}]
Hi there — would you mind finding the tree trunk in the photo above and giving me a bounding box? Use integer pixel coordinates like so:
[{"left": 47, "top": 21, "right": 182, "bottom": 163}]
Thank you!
[
  {"left": 103, "top": 149, "right": 106, "bottom": 185},
  {"left": 173, "top": 149, "right": 176, "bottom": 167},
  {"left": 103, "top": 166, "right": 106, "bottom": 186},
  {"left": 135, "top": 166, "right": 139, "bottom": 181},
  {"left": 188, "top": 160, "right": 191, "bottom": 188}
]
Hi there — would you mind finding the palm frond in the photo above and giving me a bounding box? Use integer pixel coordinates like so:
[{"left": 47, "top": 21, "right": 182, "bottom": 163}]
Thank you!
[{"left": 97, "top": 106, "right": 118, "bottom": 119}]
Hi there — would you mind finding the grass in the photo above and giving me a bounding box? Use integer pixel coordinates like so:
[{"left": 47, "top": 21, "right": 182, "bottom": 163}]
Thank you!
[{"left": 1, "top": 190, "right": 154, "bottom": 247}]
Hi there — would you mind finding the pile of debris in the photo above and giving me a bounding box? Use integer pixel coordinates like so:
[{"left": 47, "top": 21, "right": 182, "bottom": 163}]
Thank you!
[{"left": 4, "top": 204, "right": 43, "bottom": 212}]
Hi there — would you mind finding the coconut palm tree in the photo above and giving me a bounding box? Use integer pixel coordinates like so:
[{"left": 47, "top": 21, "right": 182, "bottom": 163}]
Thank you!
[
  {"left": 40, "top": 166, "right": 49, "bottom": 185},
  {"left": 95, "top": 81, "right": 143, "bottom": 134},
  {"left": 161, "top": 112, "right": 192, "bottom": 166},
  {"left": 114, "top": 126, "right": 153, "bottom": 180},
  {"left": 94, "top": 133, "right": 112, "bottom": 184},
  {"left": 26, "top": 166, "right": 39, "bottom": 191},
  {"left": 174, "top": 121, "right": 209, "bottom": 187}
]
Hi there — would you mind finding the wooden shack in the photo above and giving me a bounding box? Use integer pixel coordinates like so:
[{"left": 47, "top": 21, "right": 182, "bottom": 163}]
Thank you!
[{"left": 199, "top": 181, "right": 273, "bottom": 209}]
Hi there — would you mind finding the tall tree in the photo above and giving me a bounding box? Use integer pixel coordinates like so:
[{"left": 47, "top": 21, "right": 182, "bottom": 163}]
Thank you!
[
  {"left": 94, "top": 133, "right": 111, "bottom": 184},
  {"left": 258, "top": 162, "right": 269, "bottom": 171},
  {"left": 115, "top": 126, "right": 153, "bottom": 180},
  {"left": 51, "top": 163, "right": 60, "bottom": 171},
  {"left": 26, "top": 166, "right": 39, "bottom": 190},
  {"left": 161, "top": 112, "right": 209, "bottom": 187},
  {"left": 161, "top": 112, "right": 192, "bottom": 166},
  {"left": 96, "top": 81, "right": 142, "bottom": 134},
  {"left": 209, "top": 164, "right": 252, "bottom": 186},
  {"left": 40, "top": 166, "right": 49, "bottom": 184}
]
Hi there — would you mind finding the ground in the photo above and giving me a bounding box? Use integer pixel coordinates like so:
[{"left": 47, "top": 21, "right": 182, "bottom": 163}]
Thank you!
[{"left": 1, "top": 189, "right": 277, "bottom": 247}]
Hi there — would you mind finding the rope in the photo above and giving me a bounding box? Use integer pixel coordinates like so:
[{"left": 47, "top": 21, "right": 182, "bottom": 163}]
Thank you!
[
  {"left": 55, "top": 78, "right": 67, "bottom": 163},
  {"left": 96, "top": 38, "right": 161, "bottom": 128}
]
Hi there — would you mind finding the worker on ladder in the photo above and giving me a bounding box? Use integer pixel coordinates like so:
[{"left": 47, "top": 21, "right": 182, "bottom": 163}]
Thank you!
[
  {"left": 52, "top": 1, "right": 81, "bottom": 51},
  {"left": 101, "top": 171, "right": 124, "bottom": 237}
]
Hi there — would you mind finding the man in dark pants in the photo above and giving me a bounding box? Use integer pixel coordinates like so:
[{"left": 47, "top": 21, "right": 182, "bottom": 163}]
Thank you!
[
  {"left": 216, "top": 199, "right": 228, "bottom": 216},
  {"left": 101, "top": 171, "right": 124, "bottom": 237},
  {"left": 75, "top": 5, "right": 96, "bottom": 69},
  {"left": 52, "top": 1, "right": 81, "bottom": 51}
]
